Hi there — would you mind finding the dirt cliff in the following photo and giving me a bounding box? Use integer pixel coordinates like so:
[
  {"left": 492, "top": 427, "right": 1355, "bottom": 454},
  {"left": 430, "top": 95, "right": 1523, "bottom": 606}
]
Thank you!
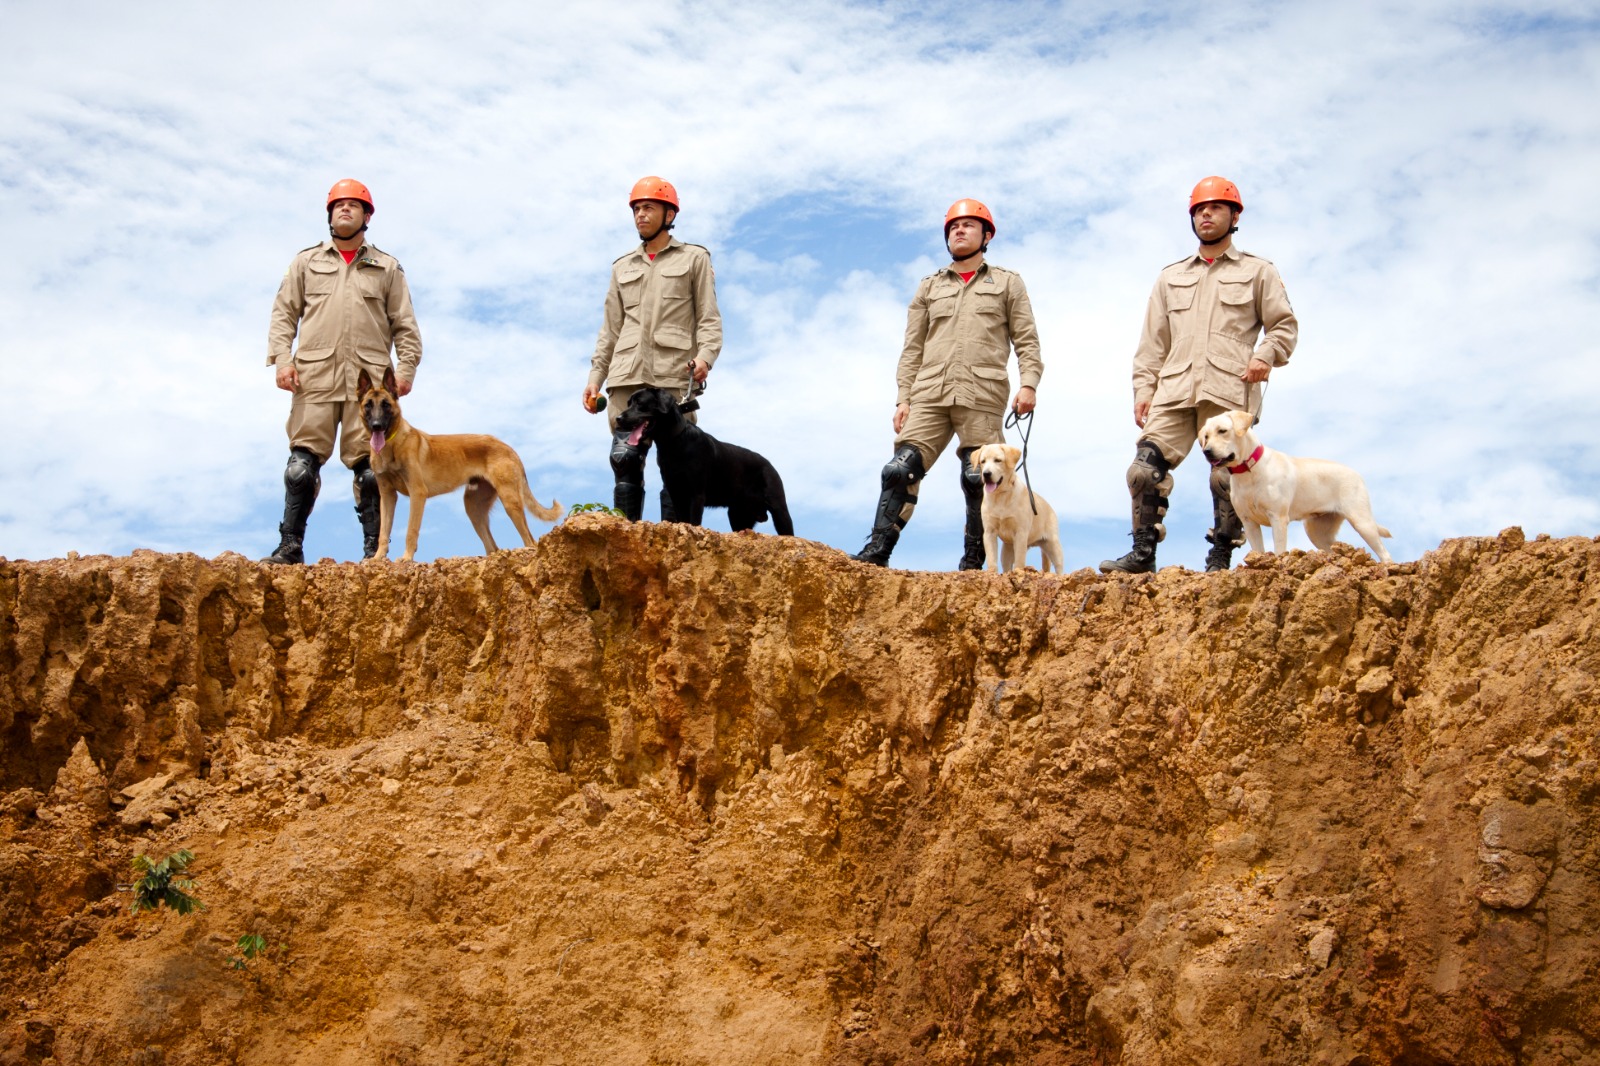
[{"left": 1, "top": 519, "right": 1597, "bottom": 1065}]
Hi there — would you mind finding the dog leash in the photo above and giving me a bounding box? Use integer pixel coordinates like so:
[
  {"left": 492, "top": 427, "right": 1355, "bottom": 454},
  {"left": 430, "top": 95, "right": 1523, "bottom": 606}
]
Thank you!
[
  {"left": 1004, "top": 407, "right": 1037, "bottom": 516},
  {"left": 678, "top": 360, "right": 705, "bottom": 413}
]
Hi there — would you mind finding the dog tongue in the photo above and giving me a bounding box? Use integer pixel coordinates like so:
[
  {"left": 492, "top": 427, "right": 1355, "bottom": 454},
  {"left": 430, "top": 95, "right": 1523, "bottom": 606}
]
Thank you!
[
  {"left": 626, "top": 424, "right": 645, "bottom": 447},
  {"left": 984, "top": 481, "right": 997, "bottom": 494},
  {"left": 371, "top": 429, "right": 386, "bottom": 453}
]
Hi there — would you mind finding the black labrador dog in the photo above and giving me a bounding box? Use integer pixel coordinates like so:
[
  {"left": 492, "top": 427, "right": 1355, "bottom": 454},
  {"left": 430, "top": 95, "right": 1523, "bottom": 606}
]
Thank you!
[{"left": 614, "top": 387, "right": 794, "bottom": 535}]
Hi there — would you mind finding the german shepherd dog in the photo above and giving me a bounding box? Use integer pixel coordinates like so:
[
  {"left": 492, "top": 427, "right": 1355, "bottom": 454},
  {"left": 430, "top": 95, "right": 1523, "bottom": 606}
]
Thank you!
[
  {"left": 613, "top": 387, "right": 794, "bottom": 535},
  {"left": 356, "top": 367, "right": 563, "bottom": 560}
]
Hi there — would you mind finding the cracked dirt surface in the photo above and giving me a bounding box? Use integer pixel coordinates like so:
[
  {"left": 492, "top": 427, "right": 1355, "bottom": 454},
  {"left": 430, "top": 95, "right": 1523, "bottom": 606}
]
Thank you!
[{"left": 2, "top": 518, "right": 1598, "bottom": 1064}]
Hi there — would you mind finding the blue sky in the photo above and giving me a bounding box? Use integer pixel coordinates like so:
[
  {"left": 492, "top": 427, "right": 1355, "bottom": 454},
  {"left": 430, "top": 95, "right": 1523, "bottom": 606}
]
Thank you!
[{"left": 1, "top": 0, "right": 1597, "bottom": 572}]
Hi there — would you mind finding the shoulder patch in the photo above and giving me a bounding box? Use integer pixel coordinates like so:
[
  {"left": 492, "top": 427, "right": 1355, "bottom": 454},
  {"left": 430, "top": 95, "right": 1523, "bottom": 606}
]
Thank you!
[{"left": 359, "top": 244, "right": 396, "bottom": 269}]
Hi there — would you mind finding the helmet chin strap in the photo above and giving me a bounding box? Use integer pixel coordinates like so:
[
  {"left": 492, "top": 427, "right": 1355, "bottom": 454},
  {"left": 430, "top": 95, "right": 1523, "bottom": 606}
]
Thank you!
[
  {"left": 946, "top": 231, "right": 990, "bottom": 262},
  {"left": 636, "top": 206, "right": 677, "bottom": 246},
  {"left": 329, "top": 213, "right": 369, "bottom": 242},
  {"left": 1191, "top": 212, "right": 1239, "bottom": 246}
]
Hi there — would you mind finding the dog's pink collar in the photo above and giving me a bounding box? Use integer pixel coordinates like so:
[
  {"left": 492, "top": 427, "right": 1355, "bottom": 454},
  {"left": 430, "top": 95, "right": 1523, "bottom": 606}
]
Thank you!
[{"left": 1228, "top": 446, "right": 1264, "bottom": 474}]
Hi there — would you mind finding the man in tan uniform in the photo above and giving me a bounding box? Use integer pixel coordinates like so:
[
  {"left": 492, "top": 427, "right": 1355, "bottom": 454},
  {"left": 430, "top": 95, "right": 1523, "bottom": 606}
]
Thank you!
[
  {"left": 263, "top": 179, "right": 422, "bottom": 565},
  {"left": 852, "top": 199, "right": 1043, "bottom": 569},
  {"left": 1100, "top": 176, "right": 1297, "bottom": 574},
  {"left": 584, "top": 176, "right": 723, "bottom": 521}
]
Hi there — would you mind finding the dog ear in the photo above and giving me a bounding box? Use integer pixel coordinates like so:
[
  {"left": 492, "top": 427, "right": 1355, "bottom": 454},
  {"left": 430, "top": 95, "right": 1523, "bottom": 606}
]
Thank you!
[
  {"left": 1232, "top": 409, "right": 1251, "bottom": 435},
  {"left": 1005, "top": 444, "right": 1022, "bottom": 467},
  {"left": 382, "top": 365, "right": 399, "bottom": 396},
  {"left": 357, "top": 369, "right": 373, "bottom": 397}
]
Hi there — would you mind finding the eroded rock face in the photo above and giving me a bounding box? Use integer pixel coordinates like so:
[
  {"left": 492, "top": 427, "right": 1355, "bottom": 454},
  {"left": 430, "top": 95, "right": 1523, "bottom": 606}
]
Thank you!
[{"left": 1, "top": 520, "right": 1597, "bottom": 1065}]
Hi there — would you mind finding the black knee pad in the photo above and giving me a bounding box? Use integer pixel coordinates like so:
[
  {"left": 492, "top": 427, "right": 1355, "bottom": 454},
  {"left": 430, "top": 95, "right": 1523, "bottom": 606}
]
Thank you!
[
  {"left": 880, "top": 445, "right": 925, "bottom": 492},
  {"left": 353, "top": 457, "right": 378, "bottom": 500},
  {"left": 1208, "top": 463, "right": 1233, "bottom": 501},
  {"left": 957, "top": 446, "right": 983, "bottom": 497},
  {"left": 1209, "top": 464, "right": 1244, "bottom": 544},
  {"left": 1125, "top": 440, "right": 1171, "bottom": 496},
  {"left": 609, "top": 434, "right": 647, "bottom": 483},
  {"left": 285, "top": 448, "right": 322, "bottom": 495}
]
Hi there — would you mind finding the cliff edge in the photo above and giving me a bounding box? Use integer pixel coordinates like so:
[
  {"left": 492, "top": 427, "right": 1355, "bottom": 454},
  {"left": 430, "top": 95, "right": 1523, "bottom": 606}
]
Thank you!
[{"left": 2, "top": 519, "right": 1597, "bottom": 1065}]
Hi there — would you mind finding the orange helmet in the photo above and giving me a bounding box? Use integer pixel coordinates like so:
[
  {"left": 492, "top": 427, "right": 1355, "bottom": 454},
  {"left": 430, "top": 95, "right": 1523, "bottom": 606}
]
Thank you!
[
  {"left": 1189, "top": 176, "right": 1242, "bottom": 212},
  {"left": 326, "top": 178, "right": 374, "bottom": 216},
  {"left": 945, "top": 198, "right": 995, "bottom": 237},
  {"left": 629, "top": 176, "right": 679, "bottom": 211}
]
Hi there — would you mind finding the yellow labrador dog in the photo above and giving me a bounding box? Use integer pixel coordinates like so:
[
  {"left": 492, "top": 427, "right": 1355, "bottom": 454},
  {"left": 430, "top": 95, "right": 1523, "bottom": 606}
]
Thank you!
[
  {"left": 970, "top": 443, "right": 1065, "bottom": 573},
  {"left": 1198, "top": 410, "right": 1394, "bottom": 563}
]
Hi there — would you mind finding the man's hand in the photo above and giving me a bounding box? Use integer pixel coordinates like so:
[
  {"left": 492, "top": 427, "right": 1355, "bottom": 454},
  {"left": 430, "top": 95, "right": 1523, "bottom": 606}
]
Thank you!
[
  {"left": 275, "top": 364, "right": 300, "bottom": 393},
  {"left": 582, "top": 383, "right": 602, "bottom": 413},
  {"left": 395, "top": 377, "right": 413, "bottom": 398},
  {"left": 893, "top": 402, "right": 910, "bottom": 434},
  {"left": 1134, "top": 399, "right": 1151, "bottom": 428},
  {"left": 1242, "top": 358, "right": 1271, "bottom": 383},
  {"left": 1012, "top": 386, "right": 1037, "bottom": 416},
  {"left": 691, "top": 358, "right": 710, "bottom": 385}
]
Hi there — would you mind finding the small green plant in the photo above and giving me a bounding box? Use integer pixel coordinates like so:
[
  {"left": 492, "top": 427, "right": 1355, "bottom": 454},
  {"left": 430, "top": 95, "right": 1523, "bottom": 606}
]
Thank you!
[
  {"left": 569, "top": 502, "right": 624, "bottom": 517},
  {"left": 228, "top": 933, "right": 268, "bottom": 971},
  {"left": 128, "top": 849, "right": 205, "bottom": 916}
]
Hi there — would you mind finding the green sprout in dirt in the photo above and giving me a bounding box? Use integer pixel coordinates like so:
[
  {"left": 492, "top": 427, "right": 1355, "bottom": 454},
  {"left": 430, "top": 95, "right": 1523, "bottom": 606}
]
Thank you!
[
  {"left": 228, "top": 933, "right": 268, "bottom": 971},
  {"left": 569, "top": 502, "right": 625, "bottom": 517},
  {"left": 128, "top": 849, "right": 205, "bottom": 916}
]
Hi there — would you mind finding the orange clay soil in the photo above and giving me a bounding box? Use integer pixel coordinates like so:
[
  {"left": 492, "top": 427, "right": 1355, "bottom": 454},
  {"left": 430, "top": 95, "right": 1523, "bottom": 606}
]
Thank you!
[{"left": 1, "top": 519, "right": 1597, "bottom": 1065}]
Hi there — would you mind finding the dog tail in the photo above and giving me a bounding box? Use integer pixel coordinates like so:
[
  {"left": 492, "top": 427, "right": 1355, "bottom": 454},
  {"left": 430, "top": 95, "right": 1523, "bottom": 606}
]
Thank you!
[
  {"left": 522, "top": 474, "right": 564, "bottom": 523},
  {"left": 766, "top": 469, "right": 794, "bottom": 537}
]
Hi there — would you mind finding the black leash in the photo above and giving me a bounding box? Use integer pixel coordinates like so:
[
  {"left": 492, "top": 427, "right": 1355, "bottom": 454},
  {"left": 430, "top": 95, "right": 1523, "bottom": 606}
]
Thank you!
[
  {"left": 1004, "top": 407, "right": 1037, "bottom": 515},
  {"left": 678, "top": 360, "right": 705, "bottom": 414}
]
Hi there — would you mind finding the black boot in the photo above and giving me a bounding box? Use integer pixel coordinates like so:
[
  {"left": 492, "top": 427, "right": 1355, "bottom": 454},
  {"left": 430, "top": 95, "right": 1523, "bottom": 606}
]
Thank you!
[
  {"left": 852, "top": 445, "right": 924, "bottom": 567},
  {"left": 353, "top": 457, "right": 381, "bottom": 559},
  {"left": 264, "top": 448, "right": 321, "bottom": 564},
  {"left": 610, "top": 429, "right": 648, "bottom": 522},
  {"left": 1099, "top": 441, "right": 1170, "bottom": 575},
  {"left": 1100, "top": 527, "right": 1159, "bottom": 574},
  {"left": 613, "top": 481, "right": 645, "bottom": 522},
  {"left": 956, "top": 446, "right": 985, "bottom": 570},
  {"left": 1204, "top": 535, "right": 1235, "bottom": 572},
  {"left": 1205, "top": 464, "right": 1244, "bottom": 572}
]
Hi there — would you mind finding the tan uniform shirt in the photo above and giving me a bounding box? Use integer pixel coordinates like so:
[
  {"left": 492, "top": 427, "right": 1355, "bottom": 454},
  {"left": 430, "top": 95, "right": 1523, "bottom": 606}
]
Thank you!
[
  {"left": 267, "top": 241, "right": 422, "bottom": 403},
  {"left": 589, "top": 238, "right": 722, "bottom": 391},
  {"left": 896, "top": 262, "right": 1043, "bottom": 415},
  {"left": 1133, "top": 246, "right": 1297, "bottom": 413}
]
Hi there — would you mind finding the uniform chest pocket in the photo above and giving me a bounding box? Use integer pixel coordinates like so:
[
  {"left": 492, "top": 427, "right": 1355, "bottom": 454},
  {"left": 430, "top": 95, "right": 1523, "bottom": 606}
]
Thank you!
[
  {"left": 972, "top": 290, "right": 1005, "bottom": 317},
  {"left": 1165, "top": 275, "right": 1200, "bottom": 311},
  {"left": 658, "top": 260, "right": 692, "bottom": 300},
  {"left": 617, "top": 267, "right": 646, "bottom": 308},
  {"left": 1217, "top": 277, "right": 1255, "bottom": 306},
  {"left": 928, "top": 294, "right": 959, "bottom": 320},
  {"left": 357, "top": 271, "right": 385, "bottom": 300},
  {"left": 304, "top": 264, "right": 339, "bottom": 296}
]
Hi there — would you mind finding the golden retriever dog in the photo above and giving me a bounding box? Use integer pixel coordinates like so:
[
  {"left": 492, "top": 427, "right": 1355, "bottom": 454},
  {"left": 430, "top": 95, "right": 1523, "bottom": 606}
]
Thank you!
[
  {"left": 1198, "top": 409, "right": 1394, "bottom": 563},
  {"left": 970, "top": 443, "right": 1065, "bottom": 573}
]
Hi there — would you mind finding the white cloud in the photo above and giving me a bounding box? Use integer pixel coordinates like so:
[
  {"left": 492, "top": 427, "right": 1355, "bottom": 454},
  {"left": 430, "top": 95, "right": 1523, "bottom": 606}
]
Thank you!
[{"left": 0, "top": 0, "right": 1595, "bottom": 570}]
